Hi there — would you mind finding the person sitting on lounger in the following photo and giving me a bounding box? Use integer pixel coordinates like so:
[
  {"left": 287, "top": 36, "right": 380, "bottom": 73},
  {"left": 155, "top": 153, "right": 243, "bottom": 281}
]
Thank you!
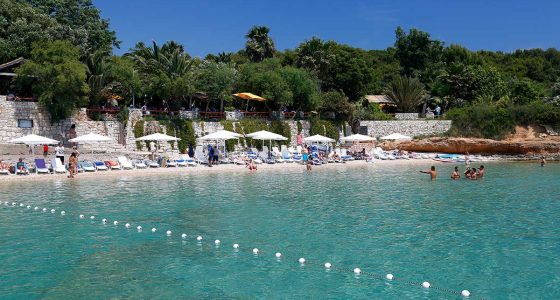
[
  {"left": 420, "top": 166, "right": 437, "bottom": 180},
  {"left": 0, "top": 160, "right": 10, "bottom": 173},
  {"left": 451, "top": 166, "right": 461, "bottom": 180},
  {"left": 16, "top": 158, "right": 29, "bottom": 175}
]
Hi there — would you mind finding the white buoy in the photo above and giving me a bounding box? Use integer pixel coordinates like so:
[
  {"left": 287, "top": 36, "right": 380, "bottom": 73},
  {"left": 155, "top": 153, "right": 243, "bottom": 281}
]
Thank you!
[
  {"left": 137, "top": 226, "right": 142, "bottom": 231},
  {"left": 4, "top": 201, "right": 7, "bottom": 205},
  {"left": 422, "top": 282, "right": 431, "bottom": 288},
  {"left": 79, "top": 214, "right": 84, "bottom": 219},
  {"left": 113, "top": 221, "right": 119, "bottom": 225},
  {"left": 252, "top": 248, "right": 259, "bottom": 254},
  {"left": 299, "top": 258, "right": 306, "bottom": 264},
  {"left": 42, "top": 208, "right": 47, "bottom": 212},
  {"left": 233, "top": 243, "right": 239, "bottom": 249},
  {"left": 275, "top": 252, "right": 282, "bottom": 258},
  {"left": 214, "top": 239, "right": 220, "bottom": 245},
  {"left": 354, "top": 268, "right": 361, "bottom": 274},
  {"left": 386, "top": 274, "right": 394, "bottom": 280},
  {"left": 461, "top": 290, "right": 471, "bottom": 297},
  {"left": 26, "top": 205, "right": 31, "bottom": 209},
  {"left": 196, "top": 236, "right": 202, "bottom": 241},
  {"left": 12, "top": 202, "right": 16, "bottom": 206},
  {"left": 151, "top": 228, "right": 157, "bottom": 233},
  {"left": 181, "top": 233, "right": 187, "bottom": 239},
  {"left": 102, "top": 218, "right": 107, "bottom": 224},
  {"left": 324, "top": 262, "right": 332, "bottom": 269},
  {"left": 125, "top": 223, "right": 131, "bottom": 228},
  {"left": 166, "top": 230, "right": 172, "bottom": 236},
  {"left": 34, "top": 207, "right": 39, "bottom": 211},
  {"left": 51, "top": 209, "right": 55, "bottom": 213},
  {"left": 61, "top": 211, "right": 66, "bottom": 215},
  {"left": 90, "top": 216, "right": 95, "bottom": 220},
  {"left": 20, "top": 203, "right": 24, "bottom": 207}
]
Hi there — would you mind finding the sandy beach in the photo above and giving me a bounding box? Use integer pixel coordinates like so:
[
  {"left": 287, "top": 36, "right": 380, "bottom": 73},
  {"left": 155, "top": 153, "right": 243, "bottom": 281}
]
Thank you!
[{"left": 0, "top": 159, "right": 450, "bottom": 183}]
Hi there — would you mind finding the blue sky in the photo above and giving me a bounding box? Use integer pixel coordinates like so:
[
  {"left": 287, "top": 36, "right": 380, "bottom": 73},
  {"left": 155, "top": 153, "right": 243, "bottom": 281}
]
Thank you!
[{"left": 94, "top": 0, "right": 560, "bottom": 58}]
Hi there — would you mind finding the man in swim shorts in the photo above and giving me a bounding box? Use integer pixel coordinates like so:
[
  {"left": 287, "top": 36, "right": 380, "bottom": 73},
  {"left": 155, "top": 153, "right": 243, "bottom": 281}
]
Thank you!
[{"left": 420, "top": 166, "right": 437, "bottom": 180}]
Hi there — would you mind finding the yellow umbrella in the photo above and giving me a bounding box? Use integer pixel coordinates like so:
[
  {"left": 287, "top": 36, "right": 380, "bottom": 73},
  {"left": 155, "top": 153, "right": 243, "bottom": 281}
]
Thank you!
[{"left": 233, "top": 92, "right": 266, "bottom": 101}]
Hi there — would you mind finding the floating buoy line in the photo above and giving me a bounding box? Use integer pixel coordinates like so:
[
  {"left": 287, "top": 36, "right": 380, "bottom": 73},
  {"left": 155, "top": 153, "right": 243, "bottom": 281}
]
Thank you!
[{"left": 1, "top": 201, "right": 478, "bottom": 299}]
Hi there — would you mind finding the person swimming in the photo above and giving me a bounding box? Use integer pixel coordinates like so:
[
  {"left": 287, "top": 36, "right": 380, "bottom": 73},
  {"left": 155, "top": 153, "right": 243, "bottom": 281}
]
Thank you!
[
  {"left": 420, "top": 166, "right": 437, "bottom": 180},
  {"left": 451, "top": 166, "right": 460, "bottom": 180},
  {"left": 477, "top": 165, "right": 485, "bottom": 178}
]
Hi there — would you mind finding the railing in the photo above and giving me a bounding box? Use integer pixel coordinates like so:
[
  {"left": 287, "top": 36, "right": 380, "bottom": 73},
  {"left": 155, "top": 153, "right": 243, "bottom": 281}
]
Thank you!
[
  {"left": 85, "top": 108, "right": 315, "bottom": 120},
  {"left": 6, "top": 95, "right": 37, "bottom": 102}
]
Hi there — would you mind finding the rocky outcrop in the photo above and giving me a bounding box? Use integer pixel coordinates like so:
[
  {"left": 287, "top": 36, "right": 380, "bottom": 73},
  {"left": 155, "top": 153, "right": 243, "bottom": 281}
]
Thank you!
[{"left": 385, "top": 137, "right": 560, "bottom": 154}]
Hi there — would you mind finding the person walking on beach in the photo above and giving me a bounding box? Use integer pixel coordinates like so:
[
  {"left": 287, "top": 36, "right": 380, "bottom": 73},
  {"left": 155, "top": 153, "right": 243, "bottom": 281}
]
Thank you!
[
  {"left": 188, "top": 143, "right": 195, "bottom": 159},
  {"left": 43, "top": 144, "right": 49, "bottom": 159},
  {"left": 149, "top": 141, "right": 156, "bottom": 160},
  {"left": 55, "top": 142, "right": 65, "bottom": 164},
  {"left": 420, "top": 166, "right": 437, "bottom": 180},
  {"left": 68, "top": 153, "right": 77, "bottom": 178},
  {"left": 451, "top": 166, "right": 460, "bottom": 180},
  {"left": 207, "top": 144, "right": 214, "bottom": 167}
]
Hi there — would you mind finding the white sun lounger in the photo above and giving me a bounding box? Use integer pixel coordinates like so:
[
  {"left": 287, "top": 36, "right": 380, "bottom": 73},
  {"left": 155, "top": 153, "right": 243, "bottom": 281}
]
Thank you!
[
  {"left": 133, "top": 160, "right": 148, "bottom": 169},
  {"left": 52, "top": 158, "right": 67, "bottom": 174},
  {"left": 118, "top": 156, "right": 134, "bottom": 170}
]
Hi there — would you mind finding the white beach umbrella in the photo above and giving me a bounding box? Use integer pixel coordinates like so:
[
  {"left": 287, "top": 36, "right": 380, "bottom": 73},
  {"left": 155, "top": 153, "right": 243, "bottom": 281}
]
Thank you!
[
  {"left": 246, "top": 130, "right": 287, "bottom": 141},
  {"left": 247, "top": 130, "right": 287, "bottom": 159},
  {"left": 198, "top": 130, "right": 241, "bottom": 141},
  {"left": 340, "top": 134, "right": 375, "bottom": 142},
  {"left": 69, "top": 133, "right": 113, "bottom": 154},
  {"left": 303, "top": 134, "right": 335, "bottom": 143},
  {"left": 69, "top": 133, "right": 113, "bottom": 143},
  {"left": 10, "top": 134, "right": 59, "bottom": 145},
  {"left": 136, "top": 133, "right": 180, "bottom": 142},
  {"left": 380, "top": 133, "right": 413, "bottom": 141}
]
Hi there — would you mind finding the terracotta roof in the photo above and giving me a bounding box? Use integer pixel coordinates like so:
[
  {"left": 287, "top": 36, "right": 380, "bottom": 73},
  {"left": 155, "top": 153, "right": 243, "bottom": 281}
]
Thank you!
[{"left": 364, "top": 95, "right": 394, "bottom": 104}]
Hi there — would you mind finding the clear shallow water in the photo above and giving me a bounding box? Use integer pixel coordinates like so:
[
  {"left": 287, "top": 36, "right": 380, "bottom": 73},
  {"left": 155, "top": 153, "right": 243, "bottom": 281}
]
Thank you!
[{"left": 0, "top": 162, "right": 559, "bottom": 299}]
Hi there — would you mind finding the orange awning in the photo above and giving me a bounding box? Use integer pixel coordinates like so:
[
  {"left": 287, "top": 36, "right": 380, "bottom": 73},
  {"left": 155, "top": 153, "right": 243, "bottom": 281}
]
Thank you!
[{"left": 233, "top": 92, "right": 266, "bottom": 102}]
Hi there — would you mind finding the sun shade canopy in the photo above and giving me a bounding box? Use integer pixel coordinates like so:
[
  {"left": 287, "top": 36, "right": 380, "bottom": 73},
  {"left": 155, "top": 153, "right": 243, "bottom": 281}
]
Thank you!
[{"left": 233, "top": 93, "right": 266, "bottom": 102}]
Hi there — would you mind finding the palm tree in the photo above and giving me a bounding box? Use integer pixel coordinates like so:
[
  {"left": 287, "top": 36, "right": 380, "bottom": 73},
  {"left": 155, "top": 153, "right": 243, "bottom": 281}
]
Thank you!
[
  {"left": 86, "top": 51, "right": 110, "bottom": 107},
  {"left": 245, "top": 26, "right": 275, "bottom": 62},
  {"left": 130, "top": 41, "right": 193, "bottom": 79},
  {"left": 385, "top": 76, "right": 427, "bottom": 113}
]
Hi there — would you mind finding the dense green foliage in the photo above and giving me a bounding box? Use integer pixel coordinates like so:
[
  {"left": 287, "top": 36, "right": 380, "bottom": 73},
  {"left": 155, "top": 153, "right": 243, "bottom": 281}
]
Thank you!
[
  {"left": 245, "top": 26, "right": 275, "bottom": 63},
  {"left": 270, "top": 120, "right": 291, "bottom": 146},
  {"left": 133, "top": 120, "right": 145, "bottom": 150},
  {"left": 446, "top": 103, "right": 560, "bottom": 139},
  {"left": 309, "top": 118, "right": 342, "bottom": 141},
  {"left": 15, "top": 41, "right": 89, "bottom": 123},
  {"left": 0, "top": 0, "right": 118, "bottom": 62}
]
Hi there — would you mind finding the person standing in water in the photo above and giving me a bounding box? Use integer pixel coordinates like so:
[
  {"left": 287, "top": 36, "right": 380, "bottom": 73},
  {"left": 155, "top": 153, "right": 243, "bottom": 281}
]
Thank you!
[
  {"left": 541, "top": 156, "right": 546, "bottom": 167},
  {"left": 420, "top": 166, "right": 437, "bottom": 180},
  {"left": 451, "top": 166, "right": 461, "bottom": 180}
]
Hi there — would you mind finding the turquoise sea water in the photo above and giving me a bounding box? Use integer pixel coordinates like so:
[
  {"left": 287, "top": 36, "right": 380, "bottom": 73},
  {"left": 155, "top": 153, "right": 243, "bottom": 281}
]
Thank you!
[{"left": 0, "top": 162, "right": 559, "bottom": 299}]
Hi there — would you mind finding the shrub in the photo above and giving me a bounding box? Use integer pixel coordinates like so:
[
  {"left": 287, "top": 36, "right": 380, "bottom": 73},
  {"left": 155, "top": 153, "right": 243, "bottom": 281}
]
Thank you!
[
  {"left": 446, "top": 104, "right": 515, "bottom": 139},
  {"left": 166, "top": 122, "right": 176, "bottom": 149},
  {"left": 237, "top": 119, "right": 268, "bottom": 149},
  {"left": 220, "top": 120, "right": 237, "bottom": 152},
  {"left": 133, "top": 120, "right": 144, "bottom": 150},
  {"left": 270, "top": 120, "right": 291, "bottom": 146},
  {"left": 309, "top": 117, "right": 341, "bottom": 141}
]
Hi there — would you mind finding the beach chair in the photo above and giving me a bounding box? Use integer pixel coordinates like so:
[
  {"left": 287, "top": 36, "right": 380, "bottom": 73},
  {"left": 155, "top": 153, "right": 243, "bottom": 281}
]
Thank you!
[
  {"left": 15, "top": 162, "right": 30, "bottom": 175},
  {"left": 340, "top": 149, "right": 354, "bottom": 161},
  {"left": 104, "top": 160, "right": 121, "bottom": 170},
  {"left": 281, "top": 149, "right": 295, "bottom": 163},
  {"left": 174, "top": 155, "right": 187, "bottom": 167},
  {"left": 34, "top": 158, "right": 50, "bottom": 174},
  {"left": 195, "top": 150, "right": 208, "bottom": 165},
  {"left": 94, "top": 161, "right": 108, "bottom": 171},
  {"left": 80, "top": 161, "right": 96, "bottom": 172},
  {"left": 118, "top": 156, "right": 134, "bottom": 170},
  {"left": 52, "top": 158, "right": 67, "bottom": 174},
  {"left": 146, "top": 160, "right": 159, "bottom": 168},
  {"left": 182, "top": 155, "right": 197, "bottom": 167},
  {"left": 133, "top": 159, "right": 148, "bottom": 169}
]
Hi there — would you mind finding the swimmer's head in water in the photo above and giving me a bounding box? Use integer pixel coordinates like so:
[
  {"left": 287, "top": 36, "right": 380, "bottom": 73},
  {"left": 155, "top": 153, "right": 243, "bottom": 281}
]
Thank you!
[
  {"left": 480, "top": 165, "right": 484, "bottom": 169},
  {"left": 454, "top": 166, "right": 459, "bottom": 171},
  {"left": 431, "top": 166, "right": 435, "bottom": 171}
]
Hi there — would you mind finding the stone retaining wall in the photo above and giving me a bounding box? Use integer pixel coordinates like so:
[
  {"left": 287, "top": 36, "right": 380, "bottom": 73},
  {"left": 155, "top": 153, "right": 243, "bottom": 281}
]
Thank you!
[
  {"left": 360, "top": 120, "right": 452, "bottom": 138},
  {"left": 394, "top": 113, "right": 420, "bottom": 120}
]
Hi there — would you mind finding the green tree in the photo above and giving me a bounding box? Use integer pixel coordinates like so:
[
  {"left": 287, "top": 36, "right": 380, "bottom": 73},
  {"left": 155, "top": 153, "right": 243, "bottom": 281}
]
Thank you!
[
  {"left": 385, "top": 75, "right": 427, "bottom": 113},
  {"left": 244, "top": 26, "right": 275, "bottom": 62},
  {"left": 16, "top": 40, "right": 89, "bottom": 123},
  {"left": 509, "top": 78, "right": 544, "bottom": 105},
  {"left": 319, "top": 90, "right": 352, "bottom": 116},
  {"left": 394, "top": 27, "right": 444, "bottom": 86},
  {"left": 195, "top": 61, "right": 238, "bottom": 111},
  {"left": 295, "top": 37, "right": 333, "bottom": 76},
  {"left": 279, "top": 66, "right": 321, "bottom": 111}
]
